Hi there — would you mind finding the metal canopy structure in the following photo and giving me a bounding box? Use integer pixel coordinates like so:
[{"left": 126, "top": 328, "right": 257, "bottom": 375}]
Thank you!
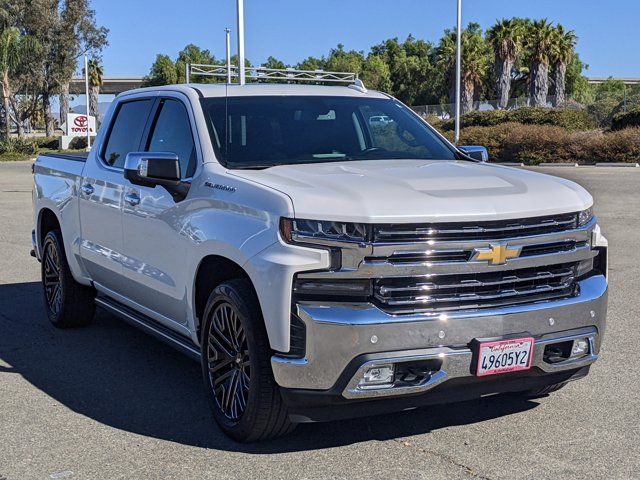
[{"left": 187, "top": 64, "right": 361, "bottom": 85}]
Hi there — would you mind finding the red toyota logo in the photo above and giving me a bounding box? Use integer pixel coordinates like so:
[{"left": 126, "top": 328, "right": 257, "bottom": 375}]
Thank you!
[{"left": 74, "top": 116, "right": 88, "bottom": 127}]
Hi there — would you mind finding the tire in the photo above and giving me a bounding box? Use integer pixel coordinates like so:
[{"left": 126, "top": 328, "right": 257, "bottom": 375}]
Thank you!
[
  {"left": 200, "top": 279, "right": 295, "bottom": 442},
  {"left": 517, "top": 381, "right": 568, "bottom": 398},
  {"left": 41, "top": 229, "right": 95, "bottom": 328}
]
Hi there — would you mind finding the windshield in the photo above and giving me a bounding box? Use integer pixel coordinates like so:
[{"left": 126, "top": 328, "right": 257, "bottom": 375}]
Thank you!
[{"left": 201, "top": 95, "right": 458, "bottom": 169}]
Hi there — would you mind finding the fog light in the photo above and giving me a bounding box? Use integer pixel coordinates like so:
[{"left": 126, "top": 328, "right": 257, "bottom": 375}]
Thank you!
[
  {"left": 571, "top": 338, "right": 589, "bottom": 358},
  {"left": 359, "top": 365, "right": 395, "bottom": 389}
]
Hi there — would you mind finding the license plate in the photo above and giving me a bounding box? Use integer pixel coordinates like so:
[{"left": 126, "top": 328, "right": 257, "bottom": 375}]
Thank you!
[{"left": 476, "top": 337, "right": 534, "bottom": 377}]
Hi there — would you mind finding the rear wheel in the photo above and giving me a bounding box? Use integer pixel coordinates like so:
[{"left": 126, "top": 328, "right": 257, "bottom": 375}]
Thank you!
[
  {"left": 200, "top": 279, "right": 295, "bottom": 442},
  {"left": 41, "top": 229, "right": 95, "bottom": 328}
]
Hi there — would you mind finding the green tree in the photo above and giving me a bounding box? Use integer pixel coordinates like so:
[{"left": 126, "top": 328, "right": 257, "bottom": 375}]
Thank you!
[
  {"left": 295, "top": 56, "right": 326, "bottom": 71},
  {"left": 175, "top": 44, "right": 218, "bottom": 84},
  {"left": 0, "top": 24, "right": 41, "bottom": 137},
  {"left": 437, "top": 23, "right": 490, "bottom": 113},
  {"left": 486, "top": 18, "right": 525, "bottom": 109},
  {"left": 550, "top": 24, "right": 577, "bottom": 106},
  {"left": 143, "top": 54, "right": 177, "bottom": 86},
  {"left": 262, "top": 56, "right": 287, "bottom": 70},
  {"left": 526, "top": 19, "right": 556, "bottom": 106},
  {"left": 325, "top": 44, "right": 364, "bottom": 73},
  {"left": 370, "top": 36, "right": 436, "bottom": 105},
  {"left": 85, "top": 58, "right": 103, "bottom": 125},
  {"left": 360, "top": 54, "right": 391, "bottom": 92},
  {"left": 59, "top": 0, "right": 108, "bottom": 126}
]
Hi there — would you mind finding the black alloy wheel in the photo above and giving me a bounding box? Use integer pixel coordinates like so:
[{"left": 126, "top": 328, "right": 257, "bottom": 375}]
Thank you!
[{"left": 206, "top": 302, "right": 251, "bottom": 421}]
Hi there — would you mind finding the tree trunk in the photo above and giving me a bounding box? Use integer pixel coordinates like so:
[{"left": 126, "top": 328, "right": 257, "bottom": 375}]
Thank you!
[
  {"left": 2, "top": 96, "right": 10, "bottom": 139},
  {"left": 43, "top": 91, "right": 54, "bottom": 137},
  {"left": 2, "top": 75, "right": 12, "bottom": 139},
  {"left": 496, "top": 58, "right": 514, "bottom": 109},
  {"left": 89, "top": 85, "right": 100, "bottom": 128},
  {"left": 554, "top": 62, "right": 567, "bottom": 107},
  {"left": 530, "top": 61, "right": 550, "bottom": 107},
  {"left": 462, "top": 87, "right": 474, "bottom": 114},
  {"left": 16, "top": 119, "right": 24, "bottom": 137},
  {"left": 59, "top": 83, "right": 70, "bottom": 125}
]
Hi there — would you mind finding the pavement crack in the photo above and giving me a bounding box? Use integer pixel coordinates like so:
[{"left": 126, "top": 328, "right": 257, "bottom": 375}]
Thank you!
[{"left": 393, "top": 439, "right": 494, "bottom": 480}]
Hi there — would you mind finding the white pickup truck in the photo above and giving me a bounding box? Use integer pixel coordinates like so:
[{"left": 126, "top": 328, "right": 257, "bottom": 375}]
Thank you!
[{"left": 32, "top": 79, "right": 608, "bottom": 442}]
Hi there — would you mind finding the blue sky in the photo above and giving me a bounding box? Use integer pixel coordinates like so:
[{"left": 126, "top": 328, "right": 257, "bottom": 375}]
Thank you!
[{"left": 92, "top": 0, "right": 637, "bottom": 78}]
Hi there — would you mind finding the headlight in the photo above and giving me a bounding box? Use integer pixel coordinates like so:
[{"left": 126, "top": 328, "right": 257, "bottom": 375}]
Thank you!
[
  {"left": 578, "top": 207, "right": 594, "bottom": 227},
  {"left": 280, "top": 218, "right": 368, "bottom": 244}
]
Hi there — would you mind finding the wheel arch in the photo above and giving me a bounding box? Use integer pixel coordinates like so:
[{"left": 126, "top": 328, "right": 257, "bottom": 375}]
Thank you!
[
  {"left": 37, "top": 207, "right": 61, "bottom": 254},
  {"left": 193, "top": 254, "right": 258, "bottom": 341}
]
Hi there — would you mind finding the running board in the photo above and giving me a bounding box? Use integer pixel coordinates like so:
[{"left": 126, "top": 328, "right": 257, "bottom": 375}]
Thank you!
[{"left": 95, "top": 296, "right": 201, "bottom": 361}]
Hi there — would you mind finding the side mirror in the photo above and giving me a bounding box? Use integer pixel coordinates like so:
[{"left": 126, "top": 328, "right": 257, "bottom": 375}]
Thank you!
[
  {"left": 124, "top": 152, "right": 181, "bottom": 188},
  {"left": 459, "top": 145, "right": 489, "bottom": 162}
]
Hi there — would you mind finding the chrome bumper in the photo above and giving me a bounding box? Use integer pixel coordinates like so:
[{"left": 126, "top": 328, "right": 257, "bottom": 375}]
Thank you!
[{"left": 271, "top": 275, "right": 607, "bottom": 397}]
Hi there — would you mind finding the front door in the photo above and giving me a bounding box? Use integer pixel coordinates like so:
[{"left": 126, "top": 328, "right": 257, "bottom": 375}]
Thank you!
[
  {"left": 120, "top": 96, "right": 199, "bottom": 328},
  {"left": 78, "top": 98, "right": 154, "bottom": 295}
]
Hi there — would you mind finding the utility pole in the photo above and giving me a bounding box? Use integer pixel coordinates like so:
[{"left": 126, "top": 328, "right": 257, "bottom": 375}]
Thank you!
[
  {"left": 454, "top": 0, "right": 462, "bottom": 145},
  {"left": 237, "top": 0, "right": 246, "bottom": 85},
  {"left": 225, "top": 28, "right": 232, "bottom": 84},
  {"left": 84, "top": 54, "right": 91, "bottom": 151}
]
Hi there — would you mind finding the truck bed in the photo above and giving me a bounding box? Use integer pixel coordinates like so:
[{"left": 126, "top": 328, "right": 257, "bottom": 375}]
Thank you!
[{"left": 44, "top": 152, "right": 89, "bottom": 162}]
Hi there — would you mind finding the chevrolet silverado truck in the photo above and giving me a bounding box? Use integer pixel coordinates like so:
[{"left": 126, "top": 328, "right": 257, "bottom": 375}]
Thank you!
[{"left": 32, "top": 80, "right": 608, "bottom": 442}]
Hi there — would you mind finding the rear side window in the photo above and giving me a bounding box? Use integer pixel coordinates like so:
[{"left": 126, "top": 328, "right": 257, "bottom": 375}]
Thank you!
[
  {"left": 146, "top": 99, "right": 197, "bottom": 178},
  {"left": 102, "top": 99, "right": 153, "bottom": 168}
]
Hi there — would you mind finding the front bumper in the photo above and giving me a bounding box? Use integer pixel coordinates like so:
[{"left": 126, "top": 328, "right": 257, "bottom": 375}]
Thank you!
[{"left": 272, "top": 274, "right": 607, "bottom": 400}]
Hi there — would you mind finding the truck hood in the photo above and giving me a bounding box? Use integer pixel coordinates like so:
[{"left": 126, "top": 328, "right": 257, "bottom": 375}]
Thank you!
[{"left": 231, "top": 160, "right": 592, "bottom": 223}]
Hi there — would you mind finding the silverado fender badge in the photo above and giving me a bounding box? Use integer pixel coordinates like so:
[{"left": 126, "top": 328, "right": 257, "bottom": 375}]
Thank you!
[{"left": 204, "top": 181, "right": 236, "bottom": 193}]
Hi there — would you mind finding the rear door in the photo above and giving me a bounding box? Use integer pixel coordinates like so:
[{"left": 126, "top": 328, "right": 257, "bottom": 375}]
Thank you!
[
  {"left": 78, "top": 97, "right": 154, "bottom": 294},
  {"left": 120, "top": 94, "right": 200, "bottom": 328}
]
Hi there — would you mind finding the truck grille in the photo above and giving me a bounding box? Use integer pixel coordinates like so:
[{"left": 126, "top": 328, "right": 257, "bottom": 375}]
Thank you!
[
  {"left": 373, "top": 213, "right": 578, "bottom": 243},
  {"left": 373, "top": 263, "right": 578, "bottom": 314}
]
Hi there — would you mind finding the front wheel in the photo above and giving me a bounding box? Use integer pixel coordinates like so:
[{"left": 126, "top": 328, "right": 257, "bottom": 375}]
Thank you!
[{"left": 200, "top": 279, "right": 295, "bottom": 442}]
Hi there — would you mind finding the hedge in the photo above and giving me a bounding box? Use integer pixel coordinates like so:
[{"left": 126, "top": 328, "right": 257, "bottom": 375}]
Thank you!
[
  {"left": 439, "top": 107, "right": 595, "bottom": 132},
  {"left": 611, "top": 108, "right": 640, "bottom": 131},
  {"left": 436, "top": 123, "right": 640, "bottom": 164}
]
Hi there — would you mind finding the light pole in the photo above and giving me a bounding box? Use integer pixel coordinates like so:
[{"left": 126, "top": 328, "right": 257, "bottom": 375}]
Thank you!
[
  {"left": 84, "top": 54, "right": 91, "bottom": 151},
  {"left": 225, "top": 28, "right": 232, "bottom": 84},
  {"left": 236, "top": 0, "right": 246, "bottom": 85},
  {"left": 454, "top": 0, "right": 462, "bottom": 145}
]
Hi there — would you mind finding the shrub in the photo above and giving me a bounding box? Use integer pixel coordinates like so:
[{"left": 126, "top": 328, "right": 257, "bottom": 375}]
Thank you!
[
  {"left": 439, "top": 107, "right": 594, "bottom": 132},
  {"left": 68, "top": 136, "right": 96, "bottom": 150},
  {"left": 587, "top": 97, "right": 620, "bottom": 128},
  {"left": 611, "top": 108, "right": 640, "bottom": 131},
  {"left": 446, "top": 123, "right": 639, "bottom": 165},
  {"left": 585, "top": 127, "right": 640, "bottom": 163},
  {"left": 33, "top": 136, "right": 60, "bottom": 149},
  {"left": 0, "top": 137, "right": 38, "bottom": 155}
]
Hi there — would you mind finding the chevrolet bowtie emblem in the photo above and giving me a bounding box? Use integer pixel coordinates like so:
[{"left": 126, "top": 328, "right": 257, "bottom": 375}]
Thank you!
[{"left": 473, "top": 244, "right": 522, "bottom": 265}]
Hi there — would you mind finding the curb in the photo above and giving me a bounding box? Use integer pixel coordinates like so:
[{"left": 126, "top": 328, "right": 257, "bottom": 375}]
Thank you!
[
  {"left": 595, "top": 162, "right": 639, "bottom": 167},
  {"left": 538, "top": 163, "right": 580, "bottom": 167}
]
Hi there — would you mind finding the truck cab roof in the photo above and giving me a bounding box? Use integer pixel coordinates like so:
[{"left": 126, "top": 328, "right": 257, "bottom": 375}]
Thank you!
[{"left": 121, "top": 82, "right": 388, "bottom": 99}]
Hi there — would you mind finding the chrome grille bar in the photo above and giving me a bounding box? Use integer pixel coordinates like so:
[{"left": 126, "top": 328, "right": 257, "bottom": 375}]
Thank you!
[{"left": 373, "top": 213, "right": 578, "bottom": 242}]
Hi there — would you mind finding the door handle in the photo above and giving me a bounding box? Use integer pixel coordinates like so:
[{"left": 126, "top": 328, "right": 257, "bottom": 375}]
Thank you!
[
  {"left": 124, "top": 193, "right": 140, "bottom": 206},
  {"left": 81, "top": 184, "right": 94, "bottom": 196}
]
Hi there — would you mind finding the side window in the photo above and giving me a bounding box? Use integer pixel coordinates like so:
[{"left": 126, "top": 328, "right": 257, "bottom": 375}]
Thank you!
[
  {"left": 102, "top": 99, "right": 153, "bottom": 168},
  {"left": 147, "top": 99, "right": 197, "bottom": 178}
]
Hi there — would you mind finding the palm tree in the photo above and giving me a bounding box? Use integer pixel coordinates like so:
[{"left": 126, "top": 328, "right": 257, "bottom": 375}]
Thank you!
[
  {"left": 526, "top": 19, "right": 556, "bottom": 107},
  {"left": 0, "top": 27, "right": 29, "bottom": 138},
  {"left": 437, "top": 23, "right": 489, "bottom": 114},
  {"left": 85, "top": 58, "right": 103, "bottom": 127},
  {"left": 486, "top": 18, "right": 524, "bottom": 109},
  {"left": 551, "top": 25, "right": 577, "bottom": 106}
]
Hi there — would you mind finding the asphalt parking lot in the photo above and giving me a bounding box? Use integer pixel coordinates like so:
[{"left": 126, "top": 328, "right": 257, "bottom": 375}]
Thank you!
[{"left": 0, "top": 161, "right": 638, "bottom": 480}]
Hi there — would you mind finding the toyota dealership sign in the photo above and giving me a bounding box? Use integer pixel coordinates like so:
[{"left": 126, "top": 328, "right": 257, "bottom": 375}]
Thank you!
[{"left": 62, "top": 113, "right": 97, "bottom": 136}]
